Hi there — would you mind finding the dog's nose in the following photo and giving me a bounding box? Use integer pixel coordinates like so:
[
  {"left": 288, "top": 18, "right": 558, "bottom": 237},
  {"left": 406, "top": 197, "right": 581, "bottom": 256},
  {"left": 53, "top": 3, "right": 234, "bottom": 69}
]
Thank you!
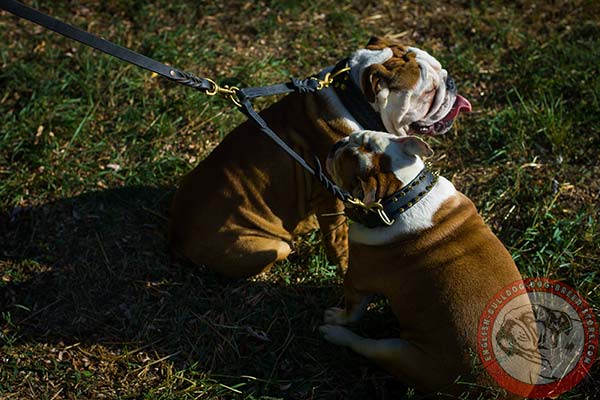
[{"left": 445, "top": 75, "right": 457, "bottom": 94}]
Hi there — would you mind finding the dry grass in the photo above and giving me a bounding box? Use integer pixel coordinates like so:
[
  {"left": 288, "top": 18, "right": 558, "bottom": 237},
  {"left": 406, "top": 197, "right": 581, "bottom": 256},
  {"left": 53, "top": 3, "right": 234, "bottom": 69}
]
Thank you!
[{"left": 1, "top": 0, "right": 599, "bottom": 399}]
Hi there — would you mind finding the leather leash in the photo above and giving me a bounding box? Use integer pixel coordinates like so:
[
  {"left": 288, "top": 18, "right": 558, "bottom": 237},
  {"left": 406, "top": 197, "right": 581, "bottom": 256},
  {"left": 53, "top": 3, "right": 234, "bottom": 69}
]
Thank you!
[
  {"left": 0, "top": 0, "right": 214, "bottom": 91},
  {"left": 0, "top": 1, "right": 355, "bottom": 197},
  {"left": 0, "top": 0, "right": 415, "bottom": 228}
]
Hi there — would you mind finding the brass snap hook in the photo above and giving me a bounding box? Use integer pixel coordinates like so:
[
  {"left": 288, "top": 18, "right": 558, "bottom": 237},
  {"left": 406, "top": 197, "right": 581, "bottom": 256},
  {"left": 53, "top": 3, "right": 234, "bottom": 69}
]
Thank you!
[{"left": 313, "top": 66, "right": 351, "bottom": 91}]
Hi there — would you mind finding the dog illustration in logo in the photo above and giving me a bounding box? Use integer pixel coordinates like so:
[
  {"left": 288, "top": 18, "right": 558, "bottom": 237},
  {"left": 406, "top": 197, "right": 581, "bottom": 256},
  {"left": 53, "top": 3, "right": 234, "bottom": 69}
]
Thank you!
[{"left": 496, "top": 303, "right": 578, "bottom": 384}]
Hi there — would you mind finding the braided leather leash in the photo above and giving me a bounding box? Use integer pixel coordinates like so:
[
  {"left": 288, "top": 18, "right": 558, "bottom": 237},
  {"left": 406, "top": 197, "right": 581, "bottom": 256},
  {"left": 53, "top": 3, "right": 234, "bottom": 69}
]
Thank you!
[
  {"left": 1, "top": 0, "right": 413, "bottom": 226},
  {"left": 1, "top": 2, "right": 358, "bottom": 200}
]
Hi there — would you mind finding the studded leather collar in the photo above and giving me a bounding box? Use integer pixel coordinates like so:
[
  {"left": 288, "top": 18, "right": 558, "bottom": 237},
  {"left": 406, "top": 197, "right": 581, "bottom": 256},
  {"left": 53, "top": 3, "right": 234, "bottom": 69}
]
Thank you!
[
  {"left": 345, "top": 167, "right": 438, "bottom": 229},
  {"left": 330, "top": 59, "right": 386, "bottom": 132}
]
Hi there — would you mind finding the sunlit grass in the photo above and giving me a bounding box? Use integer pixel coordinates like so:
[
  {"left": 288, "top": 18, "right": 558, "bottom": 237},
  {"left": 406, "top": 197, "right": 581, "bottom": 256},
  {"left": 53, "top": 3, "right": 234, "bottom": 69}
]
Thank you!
[{"left": 1, "top": 1, "right": 598, "bottom": 399}]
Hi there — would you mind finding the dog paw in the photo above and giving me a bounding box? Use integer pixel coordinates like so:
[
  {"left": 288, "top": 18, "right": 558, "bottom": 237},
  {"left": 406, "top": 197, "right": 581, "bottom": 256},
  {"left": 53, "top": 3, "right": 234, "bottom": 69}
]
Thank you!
[
  {"left": 319, "top": 324, "right": 356, "bottom": 347},
  {"left": 323, "top": 307, "right": 350, "bottom": 325}
]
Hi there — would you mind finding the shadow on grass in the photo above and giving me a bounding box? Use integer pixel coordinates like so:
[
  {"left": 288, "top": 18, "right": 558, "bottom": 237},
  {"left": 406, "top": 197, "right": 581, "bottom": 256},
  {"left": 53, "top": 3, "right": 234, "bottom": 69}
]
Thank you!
[{"left": 0, "top": 186, "right": 404, "bottom": 399}]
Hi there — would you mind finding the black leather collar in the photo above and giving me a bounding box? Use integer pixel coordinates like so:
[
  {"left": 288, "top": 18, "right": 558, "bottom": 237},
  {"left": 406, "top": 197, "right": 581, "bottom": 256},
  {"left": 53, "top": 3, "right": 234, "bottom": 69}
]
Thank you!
[
  {"left": 331, "top": 59, "right": 387, "bottom": 132},
  {"left": 345, "top": 167, "right": 438, "bottom": 229}
]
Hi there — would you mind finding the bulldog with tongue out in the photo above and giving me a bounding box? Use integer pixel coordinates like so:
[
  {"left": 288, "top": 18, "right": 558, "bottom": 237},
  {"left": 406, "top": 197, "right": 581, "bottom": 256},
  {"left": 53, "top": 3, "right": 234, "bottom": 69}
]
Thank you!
[
  {"left": 354, "top": 38, "right": 472, "bottom": 137},
  {"left": 169, "top": 37, "right": 471, "bottom": 279}
]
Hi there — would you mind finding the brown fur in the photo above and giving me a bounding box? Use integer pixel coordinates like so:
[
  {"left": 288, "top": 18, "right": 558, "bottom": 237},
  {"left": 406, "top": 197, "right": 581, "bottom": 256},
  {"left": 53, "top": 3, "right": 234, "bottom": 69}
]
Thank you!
[
  {"left": 362, "top": 38, "right": 420, "bottom": 102},
  {"left": 169, "top": 91, "right": 351, "bottom": 278},
  {"left": 360, "top": 153, "right": 405, "bottom": 202},
  {"left": 344, "top": 194, "right": 531, "bottom": 397},
  {"left": 333, "top": 147, "right": 405, "bottom": 202}
]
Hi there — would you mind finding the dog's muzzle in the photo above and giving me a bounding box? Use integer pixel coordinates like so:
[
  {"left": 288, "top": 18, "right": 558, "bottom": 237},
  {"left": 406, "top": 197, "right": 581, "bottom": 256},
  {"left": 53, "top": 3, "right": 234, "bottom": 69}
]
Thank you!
[{"left": 409, "top": 74, "right": 471, "bottom": 136}]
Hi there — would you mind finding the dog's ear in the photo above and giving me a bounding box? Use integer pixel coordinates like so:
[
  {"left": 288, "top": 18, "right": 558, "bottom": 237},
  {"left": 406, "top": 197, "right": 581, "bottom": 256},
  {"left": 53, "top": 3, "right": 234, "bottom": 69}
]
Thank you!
[
  {"left": 361, "top": 63, "right": 393, "bottom": 103},
  {"left": 393, "top": 136, "right": 434, "bottom": 158},
  {"left": 556, "top": 311, "right": 573, "bottom": 333},
  {"left": 361, "top": 55, "right": 420, "bottom": 103}
]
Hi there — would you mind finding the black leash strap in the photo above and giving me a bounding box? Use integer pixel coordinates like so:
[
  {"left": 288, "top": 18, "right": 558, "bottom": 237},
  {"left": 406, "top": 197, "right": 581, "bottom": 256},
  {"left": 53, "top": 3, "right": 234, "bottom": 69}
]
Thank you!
[
  {"left": 0, "top": 0, "right": 213, "bottom": 92},
  {"left": 237, "top": 97, "right": 353, "bottom": 203}
]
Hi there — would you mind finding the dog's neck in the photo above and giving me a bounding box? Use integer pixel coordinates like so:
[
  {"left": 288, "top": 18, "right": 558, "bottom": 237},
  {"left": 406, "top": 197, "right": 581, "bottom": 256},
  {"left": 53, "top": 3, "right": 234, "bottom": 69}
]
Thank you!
[
  {"left": 315, "top": 48, "right": 394, "bottom": 134},
  {"left": 318, "top": 86, "right": 364, "bottom": 133},
  {"left": 349, "top": 175, "right": 457, "bottom": 246}
]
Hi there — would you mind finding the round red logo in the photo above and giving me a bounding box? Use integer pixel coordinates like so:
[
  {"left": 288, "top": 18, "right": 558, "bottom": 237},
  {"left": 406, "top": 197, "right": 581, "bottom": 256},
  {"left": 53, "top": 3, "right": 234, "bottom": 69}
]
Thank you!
[{"left": 478, "top": 278, "right": 598, "bottom": 398}]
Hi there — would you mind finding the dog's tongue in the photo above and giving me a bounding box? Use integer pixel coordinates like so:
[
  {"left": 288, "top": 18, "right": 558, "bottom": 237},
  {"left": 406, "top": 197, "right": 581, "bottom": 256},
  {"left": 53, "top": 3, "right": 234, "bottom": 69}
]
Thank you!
[
  {"left": 456, "top": 95, "right": 472, "bottom": 113},
  {"left": 441, "top": 95, "right": 472, "bottom": 123}
]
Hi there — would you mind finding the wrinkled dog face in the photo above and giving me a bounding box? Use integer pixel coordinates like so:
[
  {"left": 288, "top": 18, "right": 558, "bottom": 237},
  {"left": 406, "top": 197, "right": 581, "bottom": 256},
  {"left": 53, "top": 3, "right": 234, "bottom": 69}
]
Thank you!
[
  {"left": 326, "top": 131, "right": 433, "bottom": 204},
  {"left": 350, "top": 37, "right": 471, "bottom": 136}
]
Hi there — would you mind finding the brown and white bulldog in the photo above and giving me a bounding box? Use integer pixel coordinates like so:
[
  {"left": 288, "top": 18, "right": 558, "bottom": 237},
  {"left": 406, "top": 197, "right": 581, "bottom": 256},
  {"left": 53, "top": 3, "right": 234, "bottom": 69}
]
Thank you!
[
  {"left": 320, "top": 131, "right": 539, "bottom": 398},
  {"left": 169, "top": 37, "right": 471, "bottom": 278}
]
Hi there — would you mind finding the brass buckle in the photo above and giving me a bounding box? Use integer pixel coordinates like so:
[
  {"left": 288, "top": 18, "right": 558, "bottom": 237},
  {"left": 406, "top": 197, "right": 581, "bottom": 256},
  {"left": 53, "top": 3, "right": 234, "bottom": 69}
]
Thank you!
[
  {"left": 344, "top": 197, "right": 395, "bottom": 226},
  {"left": 344, "top": 196, "right": 383, "bottom": 211}
]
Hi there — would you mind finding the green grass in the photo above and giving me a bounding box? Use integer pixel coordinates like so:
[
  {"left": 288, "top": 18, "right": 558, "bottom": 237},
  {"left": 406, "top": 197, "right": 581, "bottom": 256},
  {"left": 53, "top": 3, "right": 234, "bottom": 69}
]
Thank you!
[{"left": 1, "top": 0, "right": 599, "bottom": 399}]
